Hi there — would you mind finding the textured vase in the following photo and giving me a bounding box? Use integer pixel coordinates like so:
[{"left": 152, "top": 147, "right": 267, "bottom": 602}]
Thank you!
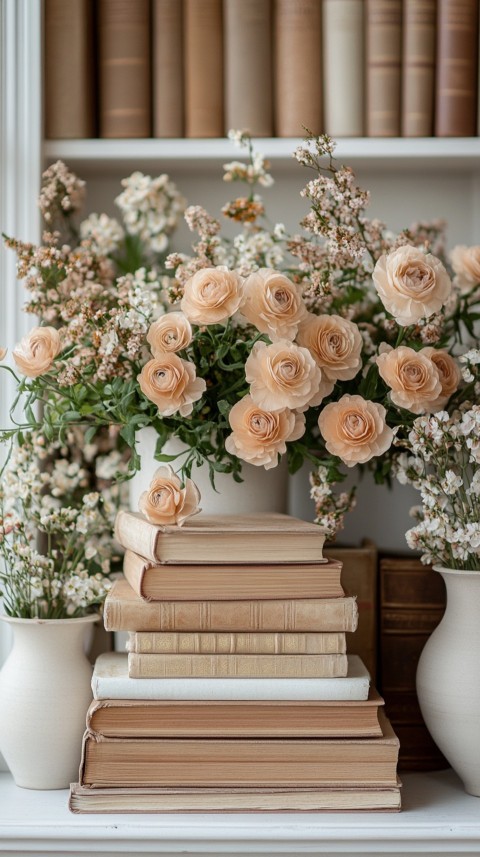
[
  {"left": 0, "top": 614, "right": 98, "bottom": 789},
  {"left": 128, "top": 427, "right": 289, "bottom": 515},
  {"left": 416, "top": 567, "right": 480, "bottom": 796}
]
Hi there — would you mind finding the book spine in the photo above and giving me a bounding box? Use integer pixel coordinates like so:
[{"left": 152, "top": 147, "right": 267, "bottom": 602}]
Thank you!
[
  {"left": 322, "top": 0, "right": 364, "bottom": 137},
  {"left": 123, "top": 550, "right": 148, "bottom": 600},
  {"left": 44, "top": 0, "right": 95, "bottom": 139},
  {"left": 366, "top": 0, "right": 402, "bottom": 136},
  {"left": 184, "top": 0, "right": 224, "bottom": 137},
  {"left": 104, "top": 595, "right": 358, "bottom": 632},
  {"left": 127, "top": 631, "right": 347, "bottom": 654},
  {"left": 114, "top": 512, "right": 158, "bottom": 563},
  {"left": 128, "top": 652, "right": 348, "bottom": 678},
  {"left": 402, "top": 0, "right": 436, "bottom": 137},
  {"left": 435, "top": 0, "right": 478, "bottom": 136},
  {"left": 98, "top": 0, "right": 151, "bottom": 138},
  {"left": 224, "top": 0, "right": 273, "bottom": 136},
  {"left": 153, "top": 0, "right": 184, "bottom": 137},
  {"left": 274, "top": 0, "right": 322, "bottom": 137}
]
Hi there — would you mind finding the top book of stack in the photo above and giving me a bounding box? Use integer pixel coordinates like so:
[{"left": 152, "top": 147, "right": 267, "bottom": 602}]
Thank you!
[{"left": 114, "top": 512, "right": 327, "bottom": 566}]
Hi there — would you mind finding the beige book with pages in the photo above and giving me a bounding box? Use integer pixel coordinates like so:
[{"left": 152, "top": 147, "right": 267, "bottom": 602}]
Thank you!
[
  {"left": 127, "top": 630, "right": 347, "bottom": 655},
  {"left": 127, "top": 651, "right": 348, "bottom": 679}
]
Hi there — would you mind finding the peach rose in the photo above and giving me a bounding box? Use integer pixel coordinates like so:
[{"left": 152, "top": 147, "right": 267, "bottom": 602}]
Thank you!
[
  {"left": 376, "top": 345, "right": 442, "bottom": 414},
  {"left": 245, "top": 340, "right": 332, "bottom": 411},
  {"left": 297, "top": 313, "right": 363, "bottom": 382},
  {"left": 138, "top": 355, "right": 206, "bottom": 417},
  {"left": 0, "top": 348, "right": 6, "bottom": 361},
  {"left": 225, "top": 395, "right": 305, "bottom": 469},
  {"left": 422, "top": 348, "right": 461, "bottom": 410},
  {"left": 13, "top": 326, "right": 61, "bottom": 378},
  {"left": 139, "top": 465, "right": 200, "bottom": 527},
  {"left": 450, "top": 245, "right": 480, "bottom": 293},
  {"left": 373, "top": 245, "right": 451, "bottom": 326},
  {"left": 240, "top": 268, "right": 307, "bottom": 341},
  {"left": 318, "top": 395, "right": 393, "bottom": 467},
  {"left": 147, "top": 312, "right": 192, "bottom": 356},
  {"left": 181, "top": 266, "right": 244, "bottom": 325}
]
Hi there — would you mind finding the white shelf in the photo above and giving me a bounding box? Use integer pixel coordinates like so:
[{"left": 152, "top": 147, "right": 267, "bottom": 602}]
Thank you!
[{"left": 1, "top": 770, "right": 480, "bottom": 856}]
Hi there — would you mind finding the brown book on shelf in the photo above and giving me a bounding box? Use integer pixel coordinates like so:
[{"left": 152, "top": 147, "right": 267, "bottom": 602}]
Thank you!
[
  {"left": 379, "top": 555, "right": 448, "bottom": 771},
  {"left": 44, "top": 0, "right": 95, "bottom": 139},
  {"left": 184, "top": 0, "right": 223, "bottom": 137},
  {"left": 224, "top": 0, "right": 273, "bottom": 136},
  {"left": 153, "top": 0, "right": 184, "bottom": 137},
  {"left": 127, "top": 630, "right": 347, "bottom": 655},
  {"left": 79, "top": 711, "right": 399, "bottom": 788},
  {"left": 104, "top": 578, "right": 358, "bottom": 633},
  {"left": 127, "top": 651, "right": 348, "bottom": 679},
  {"left": 86, "top": 689, "right": 385, "bottom": 738},
  {"left": 114, "top": 511, "right": 327, "bottom": 565},
  {"left": 274, "top": 0, "right": 322, "bottom": 137},
  {"left": 124, "top": 550, "right": 343, "bottom": 601},
  {"left": 366, "top": 0, "right": 402, "bottom": 137},
  {"left": 402, "top": 0, "right": 436, "bottom": 137},
  {"left": 325, "top": 540, "right": 378, "bottom": 679},
  {"left": 98, "top": 0, "right": 151, "bottom": 138},
  {"left": 435, "top": 0, "right": 478, "bottom": 136}
]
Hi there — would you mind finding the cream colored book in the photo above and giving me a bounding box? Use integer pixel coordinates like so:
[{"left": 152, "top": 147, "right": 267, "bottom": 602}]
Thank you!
[
  {"left": 128, "top": 652, "right": 349, "bottom": 679},
  {"left": 323, "top": 0, "right": 364, "bottom": 137},
  {"left": 127, "top": 631, "right": 347, "bottom": 655}
]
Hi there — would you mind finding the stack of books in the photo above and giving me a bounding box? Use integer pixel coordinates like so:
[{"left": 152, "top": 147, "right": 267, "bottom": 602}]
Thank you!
[{"left": 69, "top": 512, "right": 401, "bottom": 813}]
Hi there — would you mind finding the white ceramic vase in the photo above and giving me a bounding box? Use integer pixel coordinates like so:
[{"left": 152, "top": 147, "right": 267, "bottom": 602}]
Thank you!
[
  {"left": 416, "top": 567, "right": 480, "bottom": 796},
  {"left": 0, "top": 614, "right": 98, "bottom": 790}
]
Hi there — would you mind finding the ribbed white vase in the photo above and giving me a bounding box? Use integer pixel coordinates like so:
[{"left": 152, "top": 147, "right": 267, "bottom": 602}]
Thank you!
[
  {"left": 0, "top": 614, "right": 97, "bottom": 789},
  {"left": 416, "top": 567, "right": 480, "bottom": 796}
]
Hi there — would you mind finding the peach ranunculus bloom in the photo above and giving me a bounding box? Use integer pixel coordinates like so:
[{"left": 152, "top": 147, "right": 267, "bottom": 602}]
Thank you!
[
  {"left": 296, "top": 313, "right": 363, "bottom": 382},
  {"left": 318, "top": 394, "right": 394, "bottom": 467},
  {"left": 372, "top": 245, "right": 451, "bottom": 327},
  {"left": 421, "top": 347, "right": 461, "bottom": 410},
  {"left": 181, "top": 266, "right": 244, "bottom": 325},
  {"left": 225, "top": 394, "right": 306, "bottom": 469},
  {"left": 139, "top": 465, "right": 200, "bottom": 527},
  {"left": 240, "top": 268, "right": 307, "bottom": 341},
  {"left": 0, "top": 348, "right": 7, "bottom": 361},
  {"left": 376, "top": 345, "right": 442, "bottom": 414},
  {"left": 137, "top": 354, "right": 206, "bottom": 417},
  {"left": 147, "top": 312, "right": 192, "bottom": 356},
  {"left": 245, "top": 340, "right": 332, "bottom": 411},
  {"left": 450, "top": 245, "right": 480, "bottom": 293},
  {"left": 13, "top": 326, "right": 61, "bottom": 378}
]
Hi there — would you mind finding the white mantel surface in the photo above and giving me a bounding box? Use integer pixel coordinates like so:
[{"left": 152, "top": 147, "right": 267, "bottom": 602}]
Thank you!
[{"left": 0, "top": 770, "right": 480, "bottom": 856}]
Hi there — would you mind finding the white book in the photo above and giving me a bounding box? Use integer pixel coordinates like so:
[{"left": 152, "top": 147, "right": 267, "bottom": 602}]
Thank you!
[
  {"left": 323, "top": 0, "right": 364, "bottom": 137},
  {"left": 91, "top": 653, "right": 370, "bottom": 701}
]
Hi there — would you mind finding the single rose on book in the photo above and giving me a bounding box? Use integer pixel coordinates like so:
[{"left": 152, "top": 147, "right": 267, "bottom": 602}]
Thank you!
[{"left": 138, "top": 465, "right": 200, "bottom": 527}]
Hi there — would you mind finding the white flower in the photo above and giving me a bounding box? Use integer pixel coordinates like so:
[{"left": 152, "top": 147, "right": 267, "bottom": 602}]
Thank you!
[{"left": 79, "top": 213, "right": 125, "bottom": 256}]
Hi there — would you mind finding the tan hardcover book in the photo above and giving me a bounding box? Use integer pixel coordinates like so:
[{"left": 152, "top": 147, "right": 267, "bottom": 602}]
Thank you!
[
  {"left": 114, "top": 511, "right": 326, "bottom": 565},
  {"left": 86, "top": 690, "right": 385, "bottom": 738},
  {"left": 402, "top": 0, "right": 436, "bottom": 137},
  {"left": 153, "top": 0, "right": 184, "bottom": 137},
  {"left": 366, "top": 0, "right": 402, "bottom": 136},
  {"left": 79, "top": 712, "right": 399, "bottom": 788},
  {"left": 98, "top": 0, "right": 151, "bottom": 138},
  {"left": 127, "top": 651, "right": 348, "bottom": 678},
  {"left": 124, "top": 551, "right": 343, "bottom": 601},
  {"left": 435, "top": 0, "right": 478, "bottom": 136},
  {"left": 224, "top": 0, "right": 273, "bottom": 136},
  {"left": 127, "top": 630, "right": 347, "bottom": 654},
  {"left": 274, "top": 0, "right": 322, "bottom": 136},
  {"left": 184, "top": 0, "right": 223, "bottom": 137},
  {"left": 322, "top": 0, "right": 364, "bottom": 137},
  {"left": 44, "top": 0, "right": 95, "bottom": 139},
  {"left": 69, "top": 781, "right": 402, "bottom": 813},
  {"left": 104, "top": 578, "right": 358, "bottom": 632}
]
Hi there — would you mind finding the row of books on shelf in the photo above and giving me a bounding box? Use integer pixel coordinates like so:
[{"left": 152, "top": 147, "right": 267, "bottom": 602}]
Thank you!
[{"left": 46, "top": 0, "right": 480, "bottom": 142}]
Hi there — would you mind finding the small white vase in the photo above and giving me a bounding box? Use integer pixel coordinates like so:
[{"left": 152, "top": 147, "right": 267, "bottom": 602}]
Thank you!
[
  {"left": 0, "top": 614, "right": 98, "bottom": 790},
  {"left": 416, "top": 567, "right": 480, "bottom": 796}
]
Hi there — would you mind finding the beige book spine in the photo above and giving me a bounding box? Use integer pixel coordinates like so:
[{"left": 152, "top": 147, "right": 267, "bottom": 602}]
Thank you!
[
  {"left": 366, "top": 0, "right": 402, "bottom": 137},
  {"left": 127, "top": 631, "right": 347, "bottom": 655},
  {"left": 184, "top": 0, "right": 223, "bottom": 137},
  {"left": 224, "top": 0, "right": 273, "bottom": 136},
  {"left": 402, "top": 0, "right": 436, "bottom": 137},
  {"left": 153, "top": 0, "right": 184, "bottom": 137},
  {"left": 435, "top": 0, "right": 478, "bottom": 137},
  {"left": 128, "top": 652, "right": 348, "bottom": 678},
  {"left": 322, "top": 0, "right": 364, "bottom": 137},
  {"left": 44, "top": 0, "right": 95, "bottom": 139},
  {"left": 274, "top": 0, "right": 322, "bottom": 137},
  {"left": 98, "top": 0, "right": 151, "bottom": 138}
]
